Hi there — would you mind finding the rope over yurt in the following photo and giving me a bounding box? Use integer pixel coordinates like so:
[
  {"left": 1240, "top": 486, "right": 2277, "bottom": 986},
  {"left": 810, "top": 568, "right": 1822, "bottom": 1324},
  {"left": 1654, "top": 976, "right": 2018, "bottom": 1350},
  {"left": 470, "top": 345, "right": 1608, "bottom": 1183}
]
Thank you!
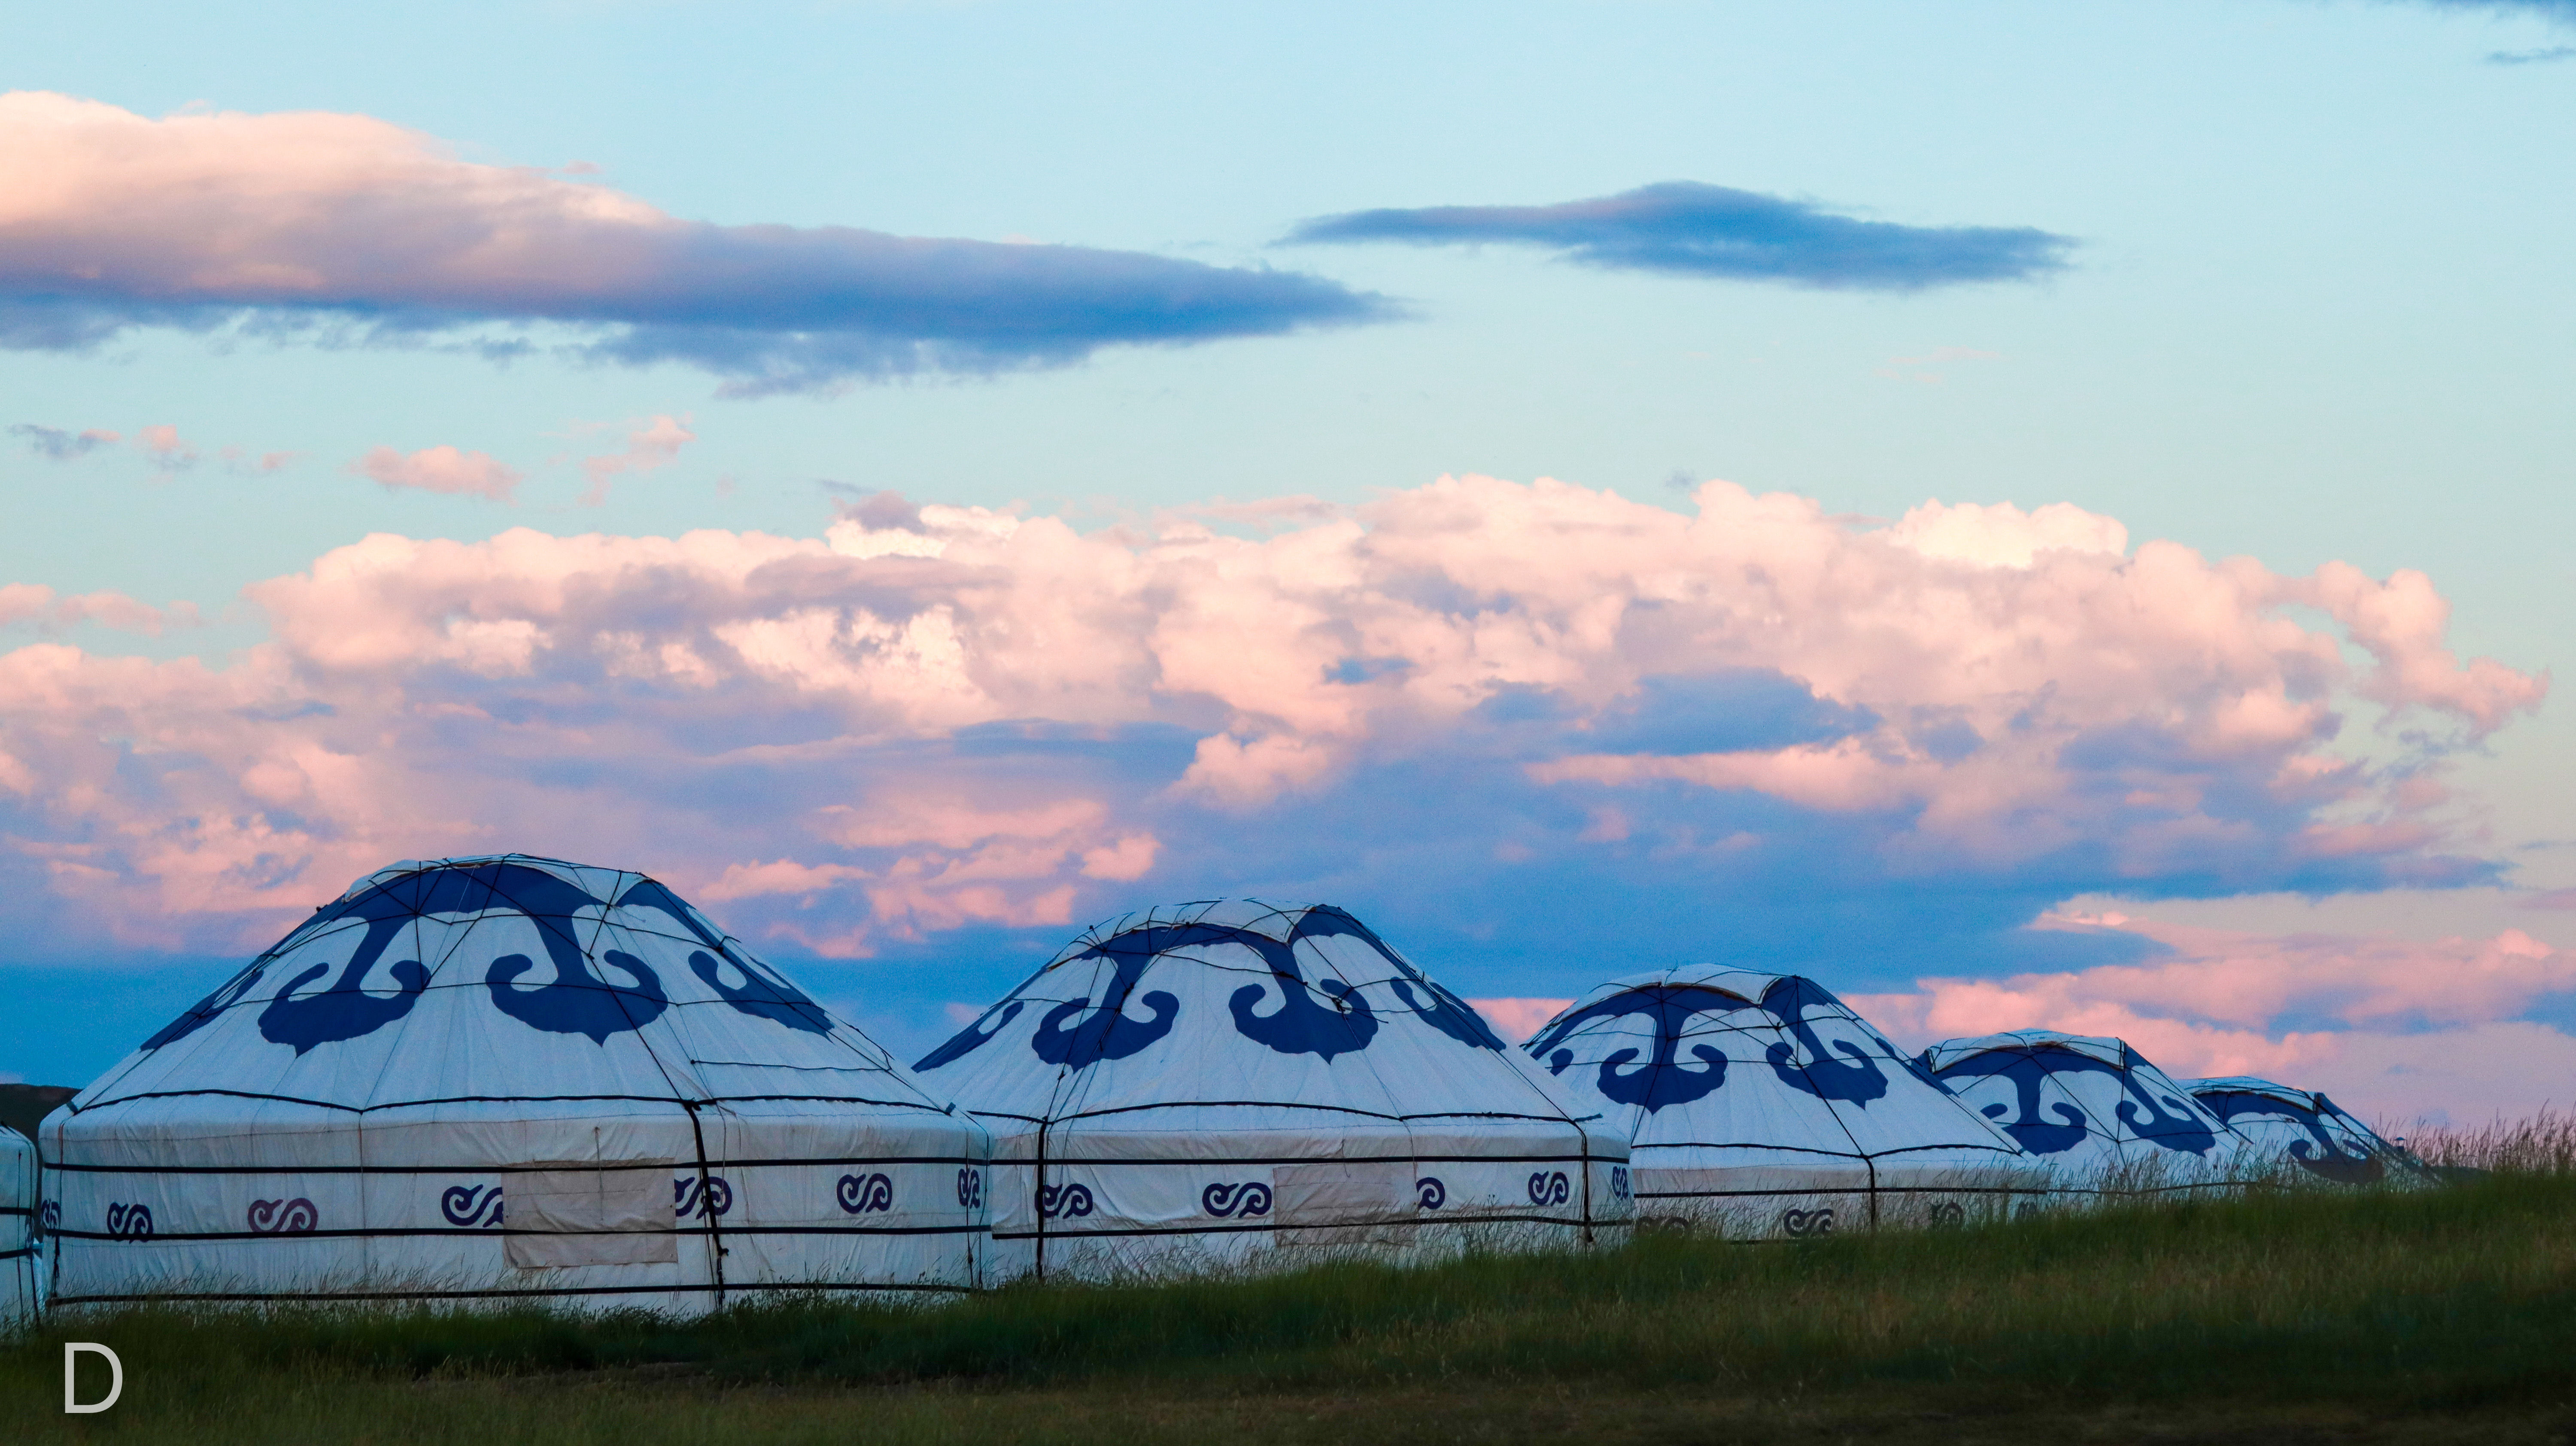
[
  {"left": 913, "top": 900, "right": 1631, "bottom": 1281},
  {"left": 1525, "top": 969, "right": 2030, "bottom": 1237},
  {"left": 42, "top": 854, "right": 988, "bottom": 1312},
  {"left": 1920, "top": 1031, "right": 2249, "bottom": 1198},
  {"left": 2185, "top": 1076, "right": 2438, "bottom": 1187}
]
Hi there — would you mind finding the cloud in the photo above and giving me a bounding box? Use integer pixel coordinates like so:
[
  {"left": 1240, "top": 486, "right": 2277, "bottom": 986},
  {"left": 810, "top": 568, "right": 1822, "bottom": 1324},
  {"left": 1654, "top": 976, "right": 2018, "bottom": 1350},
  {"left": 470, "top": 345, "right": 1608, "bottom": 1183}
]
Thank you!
[
  {"left": 1284, "top": 182, "right": 2073, "bottom": 291},
  {"left": 135, "top": 423, "right": 197, "bottom": 471},
  {"left": 0, "top": 583, "right": 198, "bottom": 637},
  {"left": 348, "top": 444, "right": 522, "bottom": 502},
  {"left": 9, "top": 423, "right": 118, "bottom": 459},
  {"left": 1851, "top": 910, "right": 2576, "bottom": 1121},
  {"left": 1469, "top": 997, "right": 1572, "bottom": 1041},
  {"left": 220, "top": 445, "right": 299, "bottom": 476},
  {"left": 0, "top": 474, "right": 2545, "bottom": 1060},
  {"left": 0, "top": 91, "right": 1390, "bottom": 395},
  {"left": 2487, "top": 44, "right": 2576, "bottom": 61},
  {"left": 579, "top": 415, "right": 693, "bottom": 506},
  {"left": 2413, "top": 0, "right": 2576, "bottom": 21}
]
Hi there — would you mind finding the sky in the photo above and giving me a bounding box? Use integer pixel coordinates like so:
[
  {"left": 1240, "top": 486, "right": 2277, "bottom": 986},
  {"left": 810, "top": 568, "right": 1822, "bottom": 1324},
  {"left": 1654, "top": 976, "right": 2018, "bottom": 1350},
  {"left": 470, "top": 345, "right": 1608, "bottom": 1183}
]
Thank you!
[{"left": 1, "top": 0, "right": 2571, "bottom": 1123}]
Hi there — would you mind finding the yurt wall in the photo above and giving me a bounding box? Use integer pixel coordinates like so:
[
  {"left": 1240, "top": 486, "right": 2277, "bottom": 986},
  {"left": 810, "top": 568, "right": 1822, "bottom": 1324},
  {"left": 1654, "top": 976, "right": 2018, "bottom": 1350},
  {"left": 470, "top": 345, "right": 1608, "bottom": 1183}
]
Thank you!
[{"left": 1, "top": 1126, "right": 36, "bottom": 1327}]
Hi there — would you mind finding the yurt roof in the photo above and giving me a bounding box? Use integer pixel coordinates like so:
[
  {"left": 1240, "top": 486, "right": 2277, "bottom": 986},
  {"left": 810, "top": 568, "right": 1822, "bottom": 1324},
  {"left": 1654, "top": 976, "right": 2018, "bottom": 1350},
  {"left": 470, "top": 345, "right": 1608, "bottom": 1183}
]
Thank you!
[
  {"left": 1920, "top": 1030, "right": 2131, "bottom": 1072},
  {"left": 913, "top": 899, "right": 1589, "bottom": 1128},
  {"left": 1524, "top": 965, "right": 2022, "bottom": 1157},
  {"left": 2185, "top": 1075, "right": 2321, "bottom": 1110},
  {"left": 67, "top": 854, "right": 951, "bottom": 1120}
]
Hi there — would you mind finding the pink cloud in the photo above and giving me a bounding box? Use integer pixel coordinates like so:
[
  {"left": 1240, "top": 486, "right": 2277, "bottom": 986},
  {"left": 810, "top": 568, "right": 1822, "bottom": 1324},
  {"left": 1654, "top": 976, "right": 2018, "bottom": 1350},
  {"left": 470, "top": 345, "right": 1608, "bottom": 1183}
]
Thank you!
[
  {"left": 1470, "top": 997, "right": 1572, "bottom": 1042},
  {"left": 135, "top": 423, "right": 197, "bottom": 471},
  {"left": 0, "top": 474, "right": 2544, "bottom": 968},
  {"left": 348, "top": 444, "right": 521, "bottom": 502},
  {"left": 0, "top": 91, "right": 1381, "bottom": 391},
  {"left": 1850, "top": 912, "right": 2576, "bottom": 1121},
  {"left": 0, "top": 583, "right": 197, "bottom": 636},
  {"left": 578, "top": 415, "right": 692, "bottom": 506}
]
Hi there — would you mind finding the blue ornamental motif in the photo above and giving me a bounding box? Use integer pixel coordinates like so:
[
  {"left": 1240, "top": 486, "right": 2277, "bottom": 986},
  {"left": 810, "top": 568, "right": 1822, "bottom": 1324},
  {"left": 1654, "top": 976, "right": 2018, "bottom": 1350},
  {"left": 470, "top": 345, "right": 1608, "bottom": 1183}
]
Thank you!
[
  {"left": 1038, "top": 1183, "right": 1096, "bottom": 1220},
  {"left": 1758, "top": 977, "right": 1891, "bottom": 1105},
  {"left": 1527, "top": 1170, "right": 1571, "bottom": 1206},
  {"left": 914, "top": 1000, "right": 1026, "bottom": 1072},
  {"left": 39, "top": 1200, "right": 61, "bottom": 1235},
  {"left": 675, "top": 1176, "right": 735, "bottom": 1220},
  {"left": 1936, "top": 1047, "right": 2218, "bottom": 1157},
  {"left": 1294, "top": 906, "right": 1504, "bottom": 1051},
  {"left": 955, "top": 1168, "right": 985, "bottom": 1210},
  {"left": 1783, "top": 1206, "right": 1834, "bottom": 1237},
  {"left": 1201, "top": 1182, "right": 1274, "bottom": 1218},
  {"left": 141, "top": 964, "right": 267, "bottom": 1051},
  {"left": 2199, "top": 1091, "right": 2385, "bottom": 1185},
  {"left": 836, "top": 1173, "right": 894, "bottom": 1214},
  {"left": 247, "top": 1198, "right": 318, "bottom": 1234},
  {"left": 1414, "top": 1177, "right": 1446, "bottom": 1210},
  {"left": 1030, "top": 928, "right": 1188, "bottom": 1067},
  {"left": 254, "top": 861, "right": 674, "bottom": 1053},
  {"left": 1609, "top": 1166, "right": 1632, "bottom": 1203},
  {"left": 614, "top": 879, "right": 835, "bottom": 1036},
  {"left": 105, "top": 1202, "right": 153, "bottom": 1241},
  {"left": 1525, "top": 984, "right": 1746, "bottom": 1112},
  {"left": 440, "top": 1185, "right": 505, "bottom": 1228}
]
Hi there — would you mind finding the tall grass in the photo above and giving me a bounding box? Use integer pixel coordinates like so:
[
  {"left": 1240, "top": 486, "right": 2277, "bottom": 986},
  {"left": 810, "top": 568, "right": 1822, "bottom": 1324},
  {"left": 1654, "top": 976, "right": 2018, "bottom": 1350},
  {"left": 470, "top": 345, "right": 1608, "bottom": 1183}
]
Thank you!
[
  {"left": 2400, "top": 1106, "right": 2576, "bottom": 1176},
  {"left": 11, "top": 1167, "right": 2576, "bottom": 1443},
  {"left": 17, "top": 1122, "right": 2576, "bottom": 1443}
]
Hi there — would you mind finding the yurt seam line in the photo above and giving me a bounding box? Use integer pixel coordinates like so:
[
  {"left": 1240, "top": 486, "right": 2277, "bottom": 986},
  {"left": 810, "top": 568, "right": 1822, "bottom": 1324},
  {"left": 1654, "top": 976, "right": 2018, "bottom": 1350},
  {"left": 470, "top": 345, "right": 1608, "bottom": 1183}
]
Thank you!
[
  {"left": 978, "top": 1152, "right": 1607, "bottom": 1169},
  {"left": 38, "top": 1155, "right": 988, "bottom": 1175},
  {"left": 45, "top": 1280, "right": 975, "bottom": 1306},
  {"left": 46, "top": 1223, "right": 990, "bottom": 1242},
  {"left": 990, "top": 1212, "right": 1590, "bottom": 1243},
  {"left": 67, "top": 1089, "right": 959, "bottom": 1114}
]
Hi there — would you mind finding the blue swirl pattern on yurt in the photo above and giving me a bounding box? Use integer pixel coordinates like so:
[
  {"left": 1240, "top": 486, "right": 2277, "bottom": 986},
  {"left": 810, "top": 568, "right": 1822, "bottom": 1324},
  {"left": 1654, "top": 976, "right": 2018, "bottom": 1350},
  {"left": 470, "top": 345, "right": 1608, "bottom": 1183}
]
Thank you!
[
  {"left": 1526, "top": 983, "right": 1740, "bottom": 1111},
  {"left": 1030, "top": 928, "right": 1186, "bottom": 1066},
  {"left": 1759, "top": 976, "right": 1891, "bottom": 1104},
  {"left": 1938, "top": 1047, "right": 2217, "bottom": 1156}
]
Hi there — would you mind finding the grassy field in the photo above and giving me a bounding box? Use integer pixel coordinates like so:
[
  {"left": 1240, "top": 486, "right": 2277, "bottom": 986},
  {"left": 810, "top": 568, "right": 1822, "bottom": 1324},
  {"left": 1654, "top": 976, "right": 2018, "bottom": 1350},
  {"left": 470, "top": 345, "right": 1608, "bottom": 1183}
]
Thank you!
[{"left": 10, "top": 1124, "right": 2576, "bottom": 1444}]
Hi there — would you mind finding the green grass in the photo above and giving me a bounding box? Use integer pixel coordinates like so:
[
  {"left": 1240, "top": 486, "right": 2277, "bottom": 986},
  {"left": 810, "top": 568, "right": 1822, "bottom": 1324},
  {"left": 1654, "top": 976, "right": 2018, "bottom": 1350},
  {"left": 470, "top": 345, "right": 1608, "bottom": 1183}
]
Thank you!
[{"left": 12, "top": 1171, "right": 2576, "bottom": 1443}]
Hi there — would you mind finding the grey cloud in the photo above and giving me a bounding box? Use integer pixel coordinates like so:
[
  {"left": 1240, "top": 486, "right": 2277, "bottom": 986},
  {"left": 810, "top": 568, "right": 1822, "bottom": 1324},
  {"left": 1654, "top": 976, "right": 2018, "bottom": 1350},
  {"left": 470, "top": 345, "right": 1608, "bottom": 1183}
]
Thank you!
[{"left": 1285, "top": 182, "right": 2074, "bottom": 292}]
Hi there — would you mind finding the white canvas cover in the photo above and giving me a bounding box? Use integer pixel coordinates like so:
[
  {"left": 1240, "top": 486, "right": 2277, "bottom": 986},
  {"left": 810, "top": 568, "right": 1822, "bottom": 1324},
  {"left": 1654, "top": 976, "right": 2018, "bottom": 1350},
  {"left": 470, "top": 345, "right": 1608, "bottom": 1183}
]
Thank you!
[
  {"left": 42, "top": 855, "right": 987, "bottom": 1313},
  {"left": 912, "top": 900, "right": 1631, "bottom": 1280},
  {"left": 1920, "top": 1031, "right": 2249, "bottom": 1194},
  {"left": 2185, "top": 1077, "right": 2438, "bottom": 1187},
  {"left": 1, "top": 1127, "right": 35, "bottom": 1327},
  {"left": 1525, "top": 969, "right": 2031, "bottom": 1238}
]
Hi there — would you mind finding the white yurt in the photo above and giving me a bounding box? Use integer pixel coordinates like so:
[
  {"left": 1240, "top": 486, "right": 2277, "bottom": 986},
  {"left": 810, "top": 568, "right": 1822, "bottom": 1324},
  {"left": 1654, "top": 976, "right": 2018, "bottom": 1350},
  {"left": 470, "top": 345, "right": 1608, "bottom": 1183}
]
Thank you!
[
  {"left": 1919, "top": 1031, "right": 2247, "bottom": 1196},
  {"left": 2185, "top": 1077, "right": 2438, "bottom": 1187},
  {"left": 41, "top": 855, "right": 988, "bottom": 1312},
  {"left": 1525, "top": 969, "right": 2030, "bottom": 1238},
  {"left": 2, "top": 1126, "right": 36, "bottom": 1327},
  {"left": 911, "top": 900, "right": 1632, "bottom": 1281}
]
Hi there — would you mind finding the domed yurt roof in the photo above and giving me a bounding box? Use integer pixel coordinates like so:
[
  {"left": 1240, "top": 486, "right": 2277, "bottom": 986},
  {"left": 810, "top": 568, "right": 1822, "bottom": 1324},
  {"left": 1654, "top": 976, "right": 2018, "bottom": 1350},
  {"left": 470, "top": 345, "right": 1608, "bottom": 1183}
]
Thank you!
[
  {"left": 1920, "top": 1030, "right": 2243, "bottom": 1187},
  {"left": 0, "top": 1126, "right": 35, "bottom": 1326},
  {"left": 2185, "top": 1076, "right": 2435, "bottom": 1187},
  {"left": 1525, "top": 968, "right": 2025, "bottom": 1234},
  {"left": 44, "top": 854, "right": 987, "bottom": 1310},
  {"left": 914, "top": 899, "right": 1628, "bottom": 1277}
]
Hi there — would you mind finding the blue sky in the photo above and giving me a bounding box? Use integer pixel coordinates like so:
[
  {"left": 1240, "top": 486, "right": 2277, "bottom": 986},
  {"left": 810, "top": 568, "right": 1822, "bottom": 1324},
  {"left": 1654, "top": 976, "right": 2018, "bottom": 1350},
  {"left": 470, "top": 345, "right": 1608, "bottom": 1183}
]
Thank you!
[{"left": 2, "top": 0, "right": 2571, "bottom": 1116}]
